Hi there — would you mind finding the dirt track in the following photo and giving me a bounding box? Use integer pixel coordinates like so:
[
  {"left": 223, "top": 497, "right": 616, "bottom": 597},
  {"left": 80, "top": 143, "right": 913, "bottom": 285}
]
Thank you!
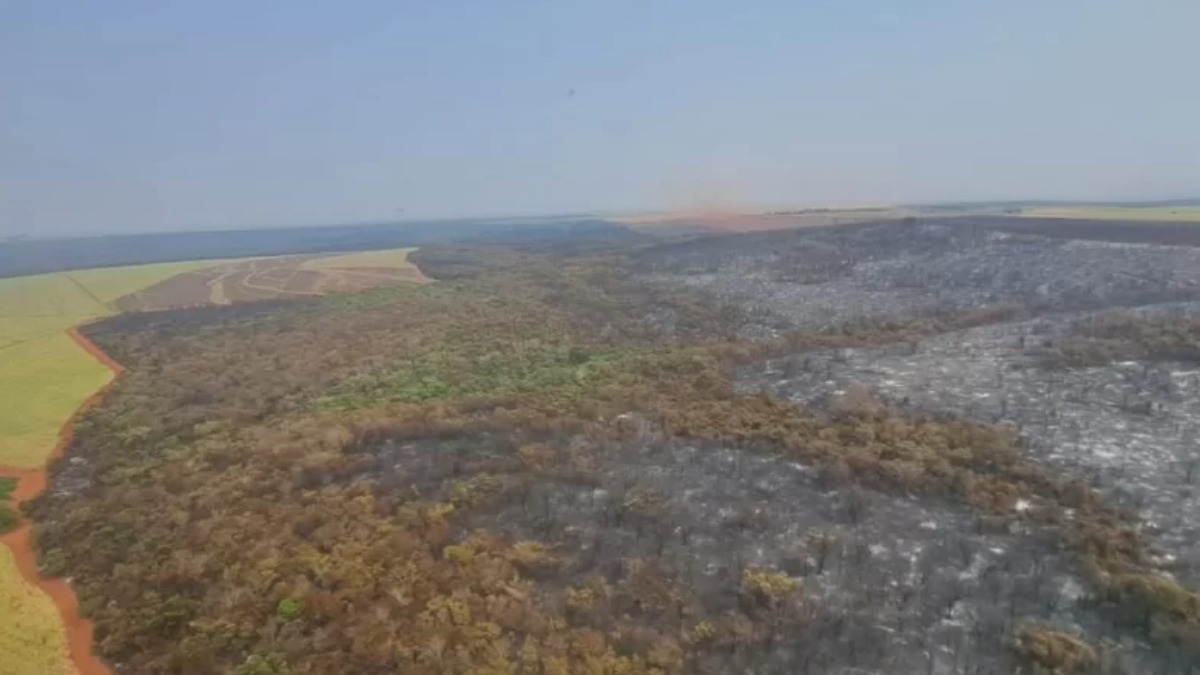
[{"left": 0, "top": 326, "right": 118, "bottom": 675}]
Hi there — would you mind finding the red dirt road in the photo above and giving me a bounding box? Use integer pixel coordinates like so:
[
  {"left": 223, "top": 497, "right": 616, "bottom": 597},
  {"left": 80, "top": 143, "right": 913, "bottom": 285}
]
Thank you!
[{"left": 0, "top": 326, "right": 120, "bottom": 675}]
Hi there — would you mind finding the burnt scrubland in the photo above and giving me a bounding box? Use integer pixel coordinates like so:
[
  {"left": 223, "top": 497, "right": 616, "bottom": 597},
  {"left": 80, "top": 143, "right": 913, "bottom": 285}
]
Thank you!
[{"left": 28, "top": 220, "right": 1200, "bottom": 674}]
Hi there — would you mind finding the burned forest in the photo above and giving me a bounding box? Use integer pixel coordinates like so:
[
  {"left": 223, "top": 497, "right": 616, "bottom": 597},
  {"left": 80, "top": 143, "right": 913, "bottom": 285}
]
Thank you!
[{"left": 29, "top": 218, "right": 1200, "bottom": 674}]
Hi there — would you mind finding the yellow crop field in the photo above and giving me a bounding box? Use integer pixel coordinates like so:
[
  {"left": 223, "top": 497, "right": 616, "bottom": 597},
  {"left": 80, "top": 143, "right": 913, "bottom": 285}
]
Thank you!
[
  {"left": 0, "top": 546, "right": 73, "bottom": 675},
  {"left": 302, "top": 246, "right": 424, "bottom": 271}
]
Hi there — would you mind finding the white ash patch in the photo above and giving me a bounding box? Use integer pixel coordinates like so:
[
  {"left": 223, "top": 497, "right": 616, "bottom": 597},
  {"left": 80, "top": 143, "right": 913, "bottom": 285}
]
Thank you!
[{"left": 741, "top": 305, "right": 1200, "bottom": 588}]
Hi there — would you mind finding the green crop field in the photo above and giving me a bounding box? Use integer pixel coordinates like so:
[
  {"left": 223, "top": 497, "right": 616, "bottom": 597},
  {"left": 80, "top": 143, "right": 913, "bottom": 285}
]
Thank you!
[
  {"left": 0, "top": 333, "right": 114, "bottom": 468},
  {"left": 0, "top": 260, "right": 243, "bottom": 469}
]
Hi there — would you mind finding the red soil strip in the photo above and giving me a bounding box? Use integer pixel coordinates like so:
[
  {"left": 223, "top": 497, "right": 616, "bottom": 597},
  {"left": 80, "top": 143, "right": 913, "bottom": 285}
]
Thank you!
[
  {"left": 0, "top": 326, "right": 120, "bottom": 675},
  {"left": 67, "top": 327, "right": 124, "bottom": 376}
]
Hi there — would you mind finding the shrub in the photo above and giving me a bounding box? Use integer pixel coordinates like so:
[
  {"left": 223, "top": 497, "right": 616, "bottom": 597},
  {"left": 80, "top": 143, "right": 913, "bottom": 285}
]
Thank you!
[
  {"left": 509, "top": 540, "right": 562, "bottom": 575},
  {"left": 565, "top": 587, "right": 597, "bottom": 612},
  {"left": 0, "top": 476, "right": 17, "bottom": 501},
  {"left": 740, "top": 569, "right": 800, "bottom": 606},
  {"left": 1104, "top": 573, "right": 1200, "bottom": 638},
  {"left": 236, "top": 654, "right": 291, "bottom": 675},
  {"left": 517, "top": 443, "right": 557, "bottom": 469},
  {"left": 0, "top": 505, "right": 17, "bottom": 534},
  {"left": 688, "top": 620, "right": 717, "bottom": 644},
  {"left": 449, "top": 474, "right": 501, "bottom": 507},
  {"left": 1012, "top": 625, "right": 1097, "bottom": 674},
  {"left": 275, "top": 597, "right": 303, "bottom": 621},
  {"left": 38, "top": 547, "right": 67, "bottom": 577},
  {"left": 443, "top": 544, "right": 476, "bottom": 565}
]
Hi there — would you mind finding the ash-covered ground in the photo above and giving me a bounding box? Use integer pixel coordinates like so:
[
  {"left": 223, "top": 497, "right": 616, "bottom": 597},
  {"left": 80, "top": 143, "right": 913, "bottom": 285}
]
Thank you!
[
  {"left": 372, "top": 432, "right": 1182, "bottom": 674},
  {"left": 738, "top": 304, "right": 1200, "bottom": 590},
  {"left": 638, "top": 220, "right": 1200, "bottom": 334},
  {"left": 631, "top": 219, "right": 1200, "bottom": 672}
]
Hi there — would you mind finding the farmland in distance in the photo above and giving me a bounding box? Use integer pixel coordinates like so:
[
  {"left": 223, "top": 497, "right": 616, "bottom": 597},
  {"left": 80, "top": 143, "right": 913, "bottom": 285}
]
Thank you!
[
  {"left": 1019, "top": 206, "right": 1200, "bottom": 222},
  {"left": 116, "top": 247, "right": 429, "bottom": 311}
]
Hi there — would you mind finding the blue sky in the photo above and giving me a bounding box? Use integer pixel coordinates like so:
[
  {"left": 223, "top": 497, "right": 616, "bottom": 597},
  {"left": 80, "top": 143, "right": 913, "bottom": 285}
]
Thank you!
[{"left": 3, "top": 0, "right": 1199, "bottom": 236}]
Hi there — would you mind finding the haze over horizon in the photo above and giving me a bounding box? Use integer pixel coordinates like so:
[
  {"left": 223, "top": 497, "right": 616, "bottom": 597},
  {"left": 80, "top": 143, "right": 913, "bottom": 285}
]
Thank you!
[{"left": 3, "top": 0, "right": 1199, "bottom": 237}]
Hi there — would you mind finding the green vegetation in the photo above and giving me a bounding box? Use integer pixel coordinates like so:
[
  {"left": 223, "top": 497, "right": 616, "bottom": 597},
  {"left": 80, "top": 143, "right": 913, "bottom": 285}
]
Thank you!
[
  {"left": 0, "top": 507, "right": 16, "bottom": 535},
  {"left": 275, "top": 598, "right": 303, "bottom": 621},
  {"left": 317, "top": 342, "right": 647, "bottom": 410},
  {"left": 0, "top": 477, "right": 18, "bottom": 534},
  {"left": 0, "top": 332, "right": 114, "bottom": 468},
  {"left": 0, "top": 476, "right": 16, "bottom": 501}
]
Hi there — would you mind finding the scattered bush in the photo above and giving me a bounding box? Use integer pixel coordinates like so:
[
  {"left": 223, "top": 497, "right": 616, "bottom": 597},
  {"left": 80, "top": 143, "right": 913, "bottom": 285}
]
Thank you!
[
  {"left": 275, "top": 598, "right": 303, "bottom": 622},
  {"left": 0, "top": 504, "right": 17, "bottom": 534},
  {"left": 442, "top": 544, "right": 476, "bottom": 566},
  {"left": 565, "top": 587, "right": 597, "bottom": 612},
  {"left": 1012, "top": 625, "right": 1097, "bottom": 674},
  {"left": 687, "top": 620, "right": 717, "bottom": 644},
  {"left": 0, "top": 476, "right": 17, "bottom": 501},
  {"left": 235, "top": 654, "right": 291, "bottom": 675},
  {"left": 740, "top": 569, "right": 800, "bottom": 607},
  {"left": 37, "top": 547, "right": 67, "bottom": 577}
]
